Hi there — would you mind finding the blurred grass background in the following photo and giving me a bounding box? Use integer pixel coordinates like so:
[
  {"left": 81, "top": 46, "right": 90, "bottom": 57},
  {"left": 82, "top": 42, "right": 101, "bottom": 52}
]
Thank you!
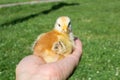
[
  {"left": 0, "top": 0, "right": 32, "bottom": 4},
  {"left": 0, "top": 0, "right": 120, "bottom": 80}
]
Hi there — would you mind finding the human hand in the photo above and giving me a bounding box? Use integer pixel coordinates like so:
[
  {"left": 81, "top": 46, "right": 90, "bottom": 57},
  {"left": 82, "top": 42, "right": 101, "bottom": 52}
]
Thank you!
[{"left": 16, "top": 38, "right": 82, "bottom": 80}]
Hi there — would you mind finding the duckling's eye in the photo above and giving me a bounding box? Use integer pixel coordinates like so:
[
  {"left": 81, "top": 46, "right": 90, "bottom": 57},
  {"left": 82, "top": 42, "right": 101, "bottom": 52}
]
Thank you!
[
  {"left": 68, "top": 22, "right": 71, "bottom": 27},
  {"left": 58, "top": 24, "right": 61, "bottom": 27}
]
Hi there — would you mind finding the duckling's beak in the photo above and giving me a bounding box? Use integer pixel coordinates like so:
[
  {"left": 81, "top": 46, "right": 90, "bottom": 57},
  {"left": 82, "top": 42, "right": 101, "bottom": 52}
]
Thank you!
[{"left": 63, "top": 25, "right": 69, "bottom": 33}]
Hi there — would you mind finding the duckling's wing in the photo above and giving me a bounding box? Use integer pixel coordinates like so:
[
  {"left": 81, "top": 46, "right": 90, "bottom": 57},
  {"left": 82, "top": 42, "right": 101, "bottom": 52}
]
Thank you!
[{"left": 52, "top": 40, "right": 66, "bottom": 54}]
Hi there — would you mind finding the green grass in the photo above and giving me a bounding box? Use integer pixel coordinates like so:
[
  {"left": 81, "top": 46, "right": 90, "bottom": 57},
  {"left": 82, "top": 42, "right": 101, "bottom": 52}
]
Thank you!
[
  {"left": 0, "top": 0, "right": 32, "bottom": 4},
  {"left": 0, "top": 0, "right": 120, "bottom": 80}
]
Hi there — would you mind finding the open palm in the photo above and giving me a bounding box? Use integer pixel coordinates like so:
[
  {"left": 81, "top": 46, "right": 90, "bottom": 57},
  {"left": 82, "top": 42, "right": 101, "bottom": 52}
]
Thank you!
[{"left": 16, "top": 38, "right": 82, "bottom": 80}]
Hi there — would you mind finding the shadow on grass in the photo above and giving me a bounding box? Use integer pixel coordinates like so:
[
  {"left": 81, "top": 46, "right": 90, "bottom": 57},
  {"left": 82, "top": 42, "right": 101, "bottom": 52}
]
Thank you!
[{"left": 0, "top": 2, "right": 79, "bottom": 27}]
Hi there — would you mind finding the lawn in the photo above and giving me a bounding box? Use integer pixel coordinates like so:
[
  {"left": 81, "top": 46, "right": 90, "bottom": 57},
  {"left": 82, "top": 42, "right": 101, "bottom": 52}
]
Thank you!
[
  {"left": 0, "top": 0, "right": 120, "bottom": 80},
  {"left": 0, "top": 0, "right": 32, "bottom": 4}
]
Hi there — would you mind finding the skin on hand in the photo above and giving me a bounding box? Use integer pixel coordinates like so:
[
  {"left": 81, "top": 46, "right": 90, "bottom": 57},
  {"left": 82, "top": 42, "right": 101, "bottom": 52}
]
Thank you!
[{"left": 16, "top": 38, "right": 82, "bottom": 80}]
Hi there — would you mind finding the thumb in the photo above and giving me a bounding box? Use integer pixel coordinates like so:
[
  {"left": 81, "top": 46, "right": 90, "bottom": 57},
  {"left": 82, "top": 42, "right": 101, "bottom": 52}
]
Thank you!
[{"left": 73, "top": 38, "right": 82, "bottom": 57}]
